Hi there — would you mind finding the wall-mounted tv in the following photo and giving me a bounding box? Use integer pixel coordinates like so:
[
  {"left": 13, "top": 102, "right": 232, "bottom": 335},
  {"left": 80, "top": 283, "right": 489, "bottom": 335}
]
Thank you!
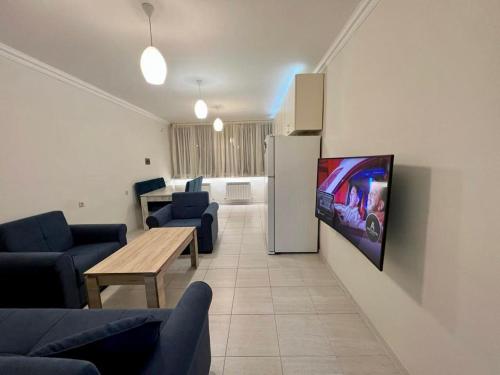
[{"left": 315, "top": 155, "right": 394, "bottom": 270}]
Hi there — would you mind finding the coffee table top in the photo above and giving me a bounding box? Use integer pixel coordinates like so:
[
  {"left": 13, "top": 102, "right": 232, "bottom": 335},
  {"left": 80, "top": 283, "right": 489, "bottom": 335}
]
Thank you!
[{"left": 85, "top": 227, "right": 195, "bottom": 276}]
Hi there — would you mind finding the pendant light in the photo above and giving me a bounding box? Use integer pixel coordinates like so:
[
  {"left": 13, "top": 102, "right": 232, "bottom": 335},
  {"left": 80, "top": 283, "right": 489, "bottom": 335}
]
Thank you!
[
  {"left": 194, "top": 80, "right": 208, "bottom": 119},
  {"left": 213, "top": 118, "right": 224, "bottom": 132},
  {"left": 140, "top": 3, "right": 167, "bottom": 85},
  {"left": 213, "top": 105, "right": 224, "bottom": 131}
]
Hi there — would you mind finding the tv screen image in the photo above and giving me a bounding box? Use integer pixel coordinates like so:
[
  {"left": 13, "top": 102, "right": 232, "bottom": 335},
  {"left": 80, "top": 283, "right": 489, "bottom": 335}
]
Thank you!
[{"left": 315, "top": 155, "right": 394, "bottom": 270}]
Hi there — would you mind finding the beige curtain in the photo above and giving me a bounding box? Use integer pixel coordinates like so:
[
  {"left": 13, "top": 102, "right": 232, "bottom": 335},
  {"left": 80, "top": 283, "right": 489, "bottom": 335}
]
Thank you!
[{"left": 170, "top": 121, "right": 273, "bottom": 178}]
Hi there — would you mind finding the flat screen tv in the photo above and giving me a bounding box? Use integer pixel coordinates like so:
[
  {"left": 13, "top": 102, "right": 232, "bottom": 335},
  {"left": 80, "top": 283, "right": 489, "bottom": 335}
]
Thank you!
[{"left": 315, "top": 155, "right": 394, "bottom": 270}]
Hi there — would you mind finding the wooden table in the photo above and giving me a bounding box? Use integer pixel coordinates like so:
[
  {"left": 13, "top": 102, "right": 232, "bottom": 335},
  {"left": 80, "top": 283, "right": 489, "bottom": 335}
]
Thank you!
[
  {"left": 140, "top": 186, "right": 174, "bottom": 230},
  {"left": 84, "top": 227, "right": 198, "bottom": 309}
]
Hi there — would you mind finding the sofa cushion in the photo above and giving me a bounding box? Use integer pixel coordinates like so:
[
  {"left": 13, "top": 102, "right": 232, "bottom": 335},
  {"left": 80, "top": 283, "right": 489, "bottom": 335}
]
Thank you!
[
  {"left": 30, "top": 315, "right": 162, "bottom": 375},
  {"left": 0, "top": 211, "right": 73, "bottom": 253},
  {"left": 0, "top": 309, "right": 68, "bottom": 355},
  {"left": 38, "top": 211, "right": 74, "bottom": 252},
  {"left": 66, "top": 242, "right": 121, "bottom": 285},
  {"left": 171, "top": 192, "right": 209, "bottom": 219},
  {"left": 0, "top": 217, "right": 50, "bottom": 253},
  {"left": 0, "top": 309, "right": 172, "bottom": 356},
  {"left": 162, "top": 218, "right": 202, "bottom": 231}
]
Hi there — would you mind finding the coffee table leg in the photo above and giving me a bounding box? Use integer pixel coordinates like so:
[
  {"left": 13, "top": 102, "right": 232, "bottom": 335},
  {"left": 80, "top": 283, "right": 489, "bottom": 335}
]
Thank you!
[
  {"left": 145, "top": 275, "right": 166, "bottom": 308},
  {"left": 190, "top": 229, "right": 199, "bottom": 268},
  {"left": 85, "top": 276, "right": 102, "bottom": 309}
]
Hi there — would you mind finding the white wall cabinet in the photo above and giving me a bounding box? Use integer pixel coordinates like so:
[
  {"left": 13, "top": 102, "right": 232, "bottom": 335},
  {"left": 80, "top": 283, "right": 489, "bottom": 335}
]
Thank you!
[{"left": 273, "top": 73, "right": 324, "bottom": 135}]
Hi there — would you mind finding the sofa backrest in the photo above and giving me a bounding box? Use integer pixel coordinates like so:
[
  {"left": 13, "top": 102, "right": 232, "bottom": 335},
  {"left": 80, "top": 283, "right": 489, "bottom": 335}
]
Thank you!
[
  {"left": 0, "top": 211, "right": 73, "bottom": 253},
  {"left": 185, "top": 176, "right": 203, "bottom": 192},
  {"left": 134, "top": 178, "right": 166, "bottom": 199},
  {"left": 171, "top": 192, "right": 209, "bottom": 219},
  {"left": 195, "top": 176, "right": 203, "bottom": 192}
]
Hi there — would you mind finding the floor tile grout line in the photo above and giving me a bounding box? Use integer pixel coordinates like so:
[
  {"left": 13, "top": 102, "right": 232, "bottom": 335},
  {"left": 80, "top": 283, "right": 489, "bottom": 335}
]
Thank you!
[
  {"left": 222, "top": 264, "right": 238, "bottom": 361},
  {"left": 269, "top": 267, "right": 285, "bottom": 375}
]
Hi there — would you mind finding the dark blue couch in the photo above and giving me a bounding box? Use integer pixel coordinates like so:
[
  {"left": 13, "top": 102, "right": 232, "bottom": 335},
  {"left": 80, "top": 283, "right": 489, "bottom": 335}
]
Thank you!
[
  {"left": 0, "top": 211, "right": 126, "bottom": 309},
  {"left": 146, "top": 192, "right": 218, "bottom": 253},
  {"left": 0, "top": 282, "right": 212, "bottom": 375}
]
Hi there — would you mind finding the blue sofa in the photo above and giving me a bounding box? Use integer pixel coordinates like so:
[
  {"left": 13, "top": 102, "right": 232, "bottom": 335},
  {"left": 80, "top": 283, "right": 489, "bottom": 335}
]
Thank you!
[
  {"left": 0, "top": 211, "right": 126, "bottom": 309},
  {"left": 185, "top": 176, "right": 203, "bottom": 192},
  {"left": 146, "top": 192, "right": 218, "bottom": 253},
  {"left": 0, "top": 282, "right": 212, "bottom": 375}
]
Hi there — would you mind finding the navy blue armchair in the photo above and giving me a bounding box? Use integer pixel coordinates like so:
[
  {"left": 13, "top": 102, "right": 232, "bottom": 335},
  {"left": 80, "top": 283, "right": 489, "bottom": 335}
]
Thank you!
[
  {"left": 0, "top": 211, "right": 126, "bottom": 309},
  {"left": 0, "top": 282, "right": 212, "bottom": 375},
  {"left": 146, "top": 192, "right": 218, "bottom": 253}
]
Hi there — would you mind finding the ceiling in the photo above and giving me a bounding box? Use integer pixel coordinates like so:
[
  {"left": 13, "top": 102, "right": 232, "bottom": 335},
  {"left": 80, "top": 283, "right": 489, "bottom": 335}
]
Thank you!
[{"left": 0, "top": 0, "right": 360, "bottom": 123}]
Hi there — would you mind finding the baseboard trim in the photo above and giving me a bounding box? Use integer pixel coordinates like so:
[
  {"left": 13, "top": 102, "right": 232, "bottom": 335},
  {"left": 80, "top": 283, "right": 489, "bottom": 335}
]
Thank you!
[
  {"left": 318, "top": 250, "right": 410, "bottom": 375},
  {"left": 0, "top": 42, "right": 167, "bottom": 124},
  {"left": 314, "top": 0, "right": 381, "bottom": 73}
]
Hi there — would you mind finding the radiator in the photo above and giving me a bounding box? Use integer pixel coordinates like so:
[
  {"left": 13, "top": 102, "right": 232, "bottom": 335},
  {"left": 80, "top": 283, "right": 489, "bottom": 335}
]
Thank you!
[{"left": 225, "top": 182, "right": 252, "bottom": 202}]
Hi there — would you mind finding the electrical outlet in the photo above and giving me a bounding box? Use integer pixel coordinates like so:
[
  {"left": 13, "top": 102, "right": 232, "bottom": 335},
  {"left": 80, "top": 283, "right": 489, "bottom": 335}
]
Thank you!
[
  {"left": 145, "top": 158, "right": 151, "bottom": 165},
  {"left": 78, "top": 202, "right": 85, "bottom": 208}
]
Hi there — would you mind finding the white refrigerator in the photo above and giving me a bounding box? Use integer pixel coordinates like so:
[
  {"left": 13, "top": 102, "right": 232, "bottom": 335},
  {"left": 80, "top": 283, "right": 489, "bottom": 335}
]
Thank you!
[{"left": 265, "top": 135, "right": 321, "bottom": 254}]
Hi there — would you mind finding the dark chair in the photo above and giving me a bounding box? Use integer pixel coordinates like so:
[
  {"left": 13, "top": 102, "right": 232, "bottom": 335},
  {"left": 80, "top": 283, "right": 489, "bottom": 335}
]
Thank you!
[
  {"left": 0, "top": 211, "right": 126, "bottom": 308},
  {"left": 146, "top": 192, "right": 218, "bottom": 253},
  {"left": 0, "top": 282, "right": 212, "bottom": 375},
  {"left": 134, "top": 177, "right": 168, "bottom": 212},
  {"left": 185, "top": 176, "right": 203, "bottom": 192}
]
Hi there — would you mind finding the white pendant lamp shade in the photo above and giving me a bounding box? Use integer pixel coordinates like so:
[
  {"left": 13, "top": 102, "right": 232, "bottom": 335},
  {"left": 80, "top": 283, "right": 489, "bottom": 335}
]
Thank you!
[
  {"left": 140, "top": 3, "right": 167, "bottom": 85},
  {"left": 140, "top": 46, "right": 167, "bottom": 85},
  {"left": 194, "top": 99, "right": 208, "bottom": 119},
  {"left": 213, "top": 117, "right": 224, "bottom": 131},
  {"left": 194, "top": 80, "right": 208, "bottom": 119}
]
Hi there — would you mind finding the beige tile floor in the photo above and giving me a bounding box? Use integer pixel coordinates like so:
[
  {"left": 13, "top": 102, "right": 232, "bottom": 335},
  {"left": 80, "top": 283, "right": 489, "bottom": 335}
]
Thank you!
[{"left": 100, "top": 204, "right": 403, "bottom": 375}]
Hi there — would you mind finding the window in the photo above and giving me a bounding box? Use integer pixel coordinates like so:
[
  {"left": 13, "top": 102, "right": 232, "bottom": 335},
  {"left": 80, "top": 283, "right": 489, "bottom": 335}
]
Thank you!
[{"left": 170, "top": 121, "right": 273, "bottom": 178}]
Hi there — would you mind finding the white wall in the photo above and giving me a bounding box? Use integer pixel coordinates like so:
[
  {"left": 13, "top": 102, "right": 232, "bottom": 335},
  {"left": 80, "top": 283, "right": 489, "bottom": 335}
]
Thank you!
[
  {"left": 320, "top": 0, "right": 500, "bottom": 374},
  {"left": 172, "top": 177, "right": 266, "bottom": 203},
  {"left": 0, "top": 53, "right": 171, "bottom": 230}
]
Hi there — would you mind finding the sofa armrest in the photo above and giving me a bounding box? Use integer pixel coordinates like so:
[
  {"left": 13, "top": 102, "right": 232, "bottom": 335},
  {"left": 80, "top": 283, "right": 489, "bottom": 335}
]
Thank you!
[
  {"left": 70, "top": 224, "right": 127, "bottom": 247},
  {"left": 0, "top": 252, "right": 81, "bottom": 308},
  {"left": 145, "top": 282, "right": 212, "bottom": 375},
  {"left": 202, "top": 202, "right": 219, "bottom": 248},
  {"left": 202, "top": 202, "right": 219, "bottom": 225},
  {"left": 146, "top": 204, "right": 173, "bottom": 229},
  {"left": 0, "top": 356, "right": 100, "bottom": 375}
]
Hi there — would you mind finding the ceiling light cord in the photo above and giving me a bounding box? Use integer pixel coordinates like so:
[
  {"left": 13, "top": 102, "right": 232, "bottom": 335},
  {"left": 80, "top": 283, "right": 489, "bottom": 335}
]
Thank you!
[
  {"left": 197, "top": 80, "right": 202, "bottom": 98},
  {"left": 148, "top": 15, "right": 153, "bottom": 46}
]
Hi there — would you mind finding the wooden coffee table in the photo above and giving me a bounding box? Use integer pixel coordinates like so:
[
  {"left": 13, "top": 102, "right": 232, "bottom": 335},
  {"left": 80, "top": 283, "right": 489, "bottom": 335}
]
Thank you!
[{"left": 84, "top": 227, "right": 198, "bottom": 309}]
